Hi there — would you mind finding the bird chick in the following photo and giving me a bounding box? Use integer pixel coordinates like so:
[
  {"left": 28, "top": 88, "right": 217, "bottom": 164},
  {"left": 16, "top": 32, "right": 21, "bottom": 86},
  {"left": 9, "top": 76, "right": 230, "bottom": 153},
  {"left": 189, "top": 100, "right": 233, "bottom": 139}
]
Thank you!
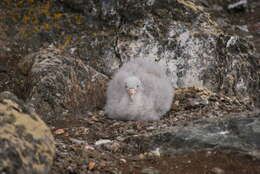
[{"left": 105, "top": 58, "right": 173, "bottom": 121}]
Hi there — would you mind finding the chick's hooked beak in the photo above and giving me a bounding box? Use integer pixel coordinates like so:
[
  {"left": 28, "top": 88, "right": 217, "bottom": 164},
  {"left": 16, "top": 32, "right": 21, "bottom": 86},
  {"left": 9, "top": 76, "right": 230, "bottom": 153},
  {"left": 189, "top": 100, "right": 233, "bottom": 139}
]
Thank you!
[{"left": 127, "top": 88, "right": 137, "bottom": 96}]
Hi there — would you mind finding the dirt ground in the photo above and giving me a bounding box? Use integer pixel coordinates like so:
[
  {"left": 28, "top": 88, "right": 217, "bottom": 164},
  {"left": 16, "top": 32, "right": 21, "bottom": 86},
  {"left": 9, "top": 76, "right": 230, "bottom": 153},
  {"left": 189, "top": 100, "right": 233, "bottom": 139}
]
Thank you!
[{"left": 49, "top": 109, "right": 260, "bottom": 174}]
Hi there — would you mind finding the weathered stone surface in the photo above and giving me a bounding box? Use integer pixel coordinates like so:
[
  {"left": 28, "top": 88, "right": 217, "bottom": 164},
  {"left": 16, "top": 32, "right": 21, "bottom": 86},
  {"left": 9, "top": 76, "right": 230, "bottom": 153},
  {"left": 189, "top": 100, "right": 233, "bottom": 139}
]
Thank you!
[
  {"left": 0, "top": 91, "right": 55, "bottom": 174},
  {"left": 0, "top": 0, "right": 258, "bottom": 108},
  {"left": 18, "top": 47, "right": 108, "bottom": 121},
  {"left": 124, "top": 111, "right": 260, "bottom": 157},
  {"left": 60, "top": 0, "right": 259, "bottom": 106}
]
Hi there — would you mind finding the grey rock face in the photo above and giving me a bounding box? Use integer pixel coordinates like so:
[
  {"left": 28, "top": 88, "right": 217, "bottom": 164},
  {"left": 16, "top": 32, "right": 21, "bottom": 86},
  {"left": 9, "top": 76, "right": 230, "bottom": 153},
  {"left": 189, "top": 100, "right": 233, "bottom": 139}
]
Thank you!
[
  {"left": 18, "top": 48, "right": 108, "bottom": 121},
  {"left": 0, "top": 91, "right": 55, "bottom": 174},
  {"left": 0, "top": 0, "right": 258, "bottom": 119},
  {"left": 126, "top": 112, "right": 260, "bottom": 156},
  {"left": 60, "top": 0, "right": 259, "bottom": 106}
]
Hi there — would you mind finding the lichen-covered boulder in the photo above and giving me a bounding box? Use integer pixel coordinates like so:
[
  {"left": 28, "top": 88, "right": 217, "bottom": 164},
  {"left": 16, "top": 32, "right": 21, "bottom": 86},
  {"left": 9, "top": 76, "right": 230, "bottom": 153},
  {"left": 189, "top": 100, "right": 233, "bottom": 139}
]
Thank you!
[
  {"left": 18, "top": 47, "right": 109, "bottom": 121},
  {"left": 0, "top": 91, "right": 55, "bottom": 174}
]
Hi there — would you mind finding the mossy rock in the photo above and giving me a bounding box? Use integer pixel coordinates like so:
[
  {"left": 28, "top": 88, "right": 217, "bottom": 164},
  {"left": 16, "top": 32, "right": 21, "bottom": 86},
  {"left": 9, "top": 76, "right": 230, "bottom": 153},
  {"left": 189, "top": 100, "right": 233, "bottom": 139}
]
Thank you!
[{"left": 0, "top": 91, "right": 55, "bottom": 174}]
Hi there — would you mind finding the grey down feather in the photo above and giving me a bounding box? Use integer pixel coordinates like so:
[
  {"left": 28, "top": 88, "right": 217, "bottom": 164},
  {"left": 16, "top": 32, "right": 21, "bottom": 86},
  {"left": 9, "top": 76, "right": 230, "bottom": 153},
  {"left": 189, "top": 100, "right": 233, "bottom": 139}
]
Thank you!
[{"left": 105, "top": 58, "right": 173, "bottom": 121}]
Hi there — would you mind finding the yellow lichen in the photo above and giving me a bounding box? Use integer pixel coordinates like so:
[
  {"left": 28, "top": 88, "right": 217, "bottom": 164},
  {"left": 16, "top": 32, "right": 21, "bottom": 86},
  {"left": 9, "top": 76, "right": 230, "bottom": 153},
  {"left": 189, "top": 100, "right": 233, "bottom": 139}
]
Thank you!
[
  {"left": 75, "top": 15, "right": 83, "bottom": 25},
  {"left": 43, "top": 23, "right": 50, "bottom": 30},
  {"left": 54, "top": 13, "right": 63, "bottom": 19},
  {"left": 0, "top": 99, "right": 55, "bottom": 171}
]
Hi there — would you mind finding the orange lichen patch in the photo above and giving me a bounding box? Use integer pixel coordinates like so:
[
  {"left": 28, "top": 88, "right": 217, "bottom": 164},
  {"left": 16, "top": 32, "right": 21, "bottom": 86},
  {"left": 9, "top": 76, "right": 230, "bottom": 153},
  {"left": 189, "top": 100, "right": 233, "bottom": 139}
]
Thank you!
[
  {"left": 22, "top": 15, "right": 30, "bottom": 24},
  {"left": 54, "top": 13, "right": 63, "bottom": 19},
  {"left": 43, "top": 23, "right": 50, "bottom": 30},
  {"left": 75, "top": 15, "right": 83, "bottom": 25},
  {"left": 31, "top": 15, "right": 39, "bottom": 25}
]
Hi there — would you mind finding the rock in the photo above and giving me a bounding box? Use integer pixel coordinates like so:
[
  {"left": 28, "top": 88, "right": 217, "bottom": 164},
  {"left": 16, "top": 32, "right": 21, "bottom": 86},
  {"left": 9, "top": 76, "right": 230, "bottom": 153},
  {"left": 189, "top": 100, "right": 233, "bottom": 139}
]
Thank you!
[
  {"left": 165, "top": 113, "right": 260, "bottom": 154},
  {"left": 124, "top": 111, "right": 260, "bottom": 156},
  {"left": 211, "top": 167, "right": 225, "bottom": 174},
  {"left": 53, "top": 0, "right": 259, "bottom": 107},
  {"left": 227, "top": 0, "right": 248, "bottom": 11},
  {"left": 95, "top": 139, "right": 113, "bottom": 146},
  {"left": 141, "top": 167, "right": 160, "bottom": 174},
  {"left": 18, "top": 47, "right": 109, "bottom": 121},
  {"left": 100, "top": 1, "right": 258, "bottom": 105},
  {"left": 0, "top": 91, "right": 55, "bottom": 174},
  {"left": 0, "top": 0, "right": 259, "bottom": 107}
]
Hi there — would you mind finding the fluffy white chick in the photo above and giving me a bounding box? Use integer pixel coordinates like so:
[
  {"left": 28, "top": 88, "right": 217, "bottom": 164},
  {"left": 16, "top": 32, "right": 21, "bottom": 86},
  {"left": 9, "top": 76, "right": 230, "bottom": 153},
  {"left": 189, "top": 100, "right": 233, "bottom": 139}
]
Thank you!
[{"left": 105, "top": 58, "right": 173, "bottom": 121}]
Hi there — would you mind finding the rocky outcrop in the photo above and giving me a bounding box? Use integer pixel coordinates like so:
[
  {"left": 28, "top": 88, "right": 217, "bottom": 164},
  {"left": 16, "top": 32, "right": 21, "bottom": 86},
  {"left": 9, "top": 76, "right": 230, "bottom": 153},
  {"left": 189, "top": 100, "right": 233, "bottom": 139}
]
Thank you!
[
  {"left": 0, "top": 0, "right": 258, "bottom": 110},
  {"left": 124, "top": 111, "right": 260, "bottom": 157},
  {"left": 0, "top": 91, "right": 55, "bottom": 174},
  {"left": 18, "top": 48, "right": 108, "bottom": 121},
  {"left": 59, "top": 0, "right": 259, "bottom": 106}
]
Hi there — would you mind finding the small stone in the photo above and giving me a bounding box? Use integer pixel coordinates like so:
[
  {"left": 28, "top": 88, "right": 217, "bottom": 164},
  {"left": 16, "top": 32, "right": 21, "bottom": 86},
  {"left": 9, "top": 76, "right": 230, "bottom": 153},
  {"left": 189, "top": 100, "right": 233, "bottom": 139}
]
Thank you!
[
  {"left": 95, "top": 139, "right": 112, "bottom": 146},
  {"left": 84, "top": 145, "right": 95, "bottom": 151},
  {"left": 120, "top": 158, "right": 127, "bottom": 163},
  {"left": 69, "top": 138, "right": 86, "bottom": 145},
  {"left": 211, "top": 167, "right": 225, "bottom": 174},
  {"left": 54, "top": 128, "right": 65, "bottom": 135},
  {"left": 98, "top": 110, "right": 105, "bottom": 116},
  {"left": 141, "top": 167, "right": 160, "bottom": 174},
  {"left": 139, "top": 153, "right": 145, "bottom": 159},
  {"left": 146, "top": 126, "right": 156, "bottom": 130},
  {"left": 126, "top": 129, "right": 135, "bottom": 135},
  {"left": 88, "top": 161, "right": 96, "bottom": 170}
]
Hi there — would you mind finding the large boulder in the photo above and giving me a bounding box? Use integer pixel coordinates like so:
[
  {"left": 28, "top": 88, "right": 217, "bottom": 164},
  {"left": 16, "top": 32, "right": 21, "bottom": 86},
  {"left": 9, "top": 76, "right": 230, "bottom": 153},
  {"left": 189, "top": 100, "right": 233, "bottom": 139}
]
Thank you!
[
  {"left": 18, "top": 48, "right": 108, "bottom": 121},
  {"left": 0, "top": 91, "right": 55, "bottom": 174}
]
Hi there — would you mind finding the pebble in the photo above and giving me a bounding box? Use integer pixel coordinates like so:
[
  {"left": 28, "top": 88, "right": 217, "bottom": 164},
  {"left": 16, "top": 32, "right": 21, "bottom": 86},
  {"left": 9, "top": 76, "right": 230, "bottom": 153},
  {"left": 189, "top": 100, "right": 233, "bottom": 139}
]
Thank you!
[
  {"left": 69, "top": 138, "right": 86, "bottom": 145},
  {"left": 120, "top": 158, "right": 127, "bottom": 163},
  {"left": 54, "top": 128, "right": 65, "bottom": 135},
  {"left": 95, "top": 139, "right": 113, "bottom": 146},
  {"left": 211, "top": 167, "right": 225, "bottom": 174},
  {"left": 141, "top": 167, "right": 160, "bottom": 174},
  {"left": 84, "top": 145, "right": 95, "bottom": 151},
  {"left": 88, "top": 161, "right": 96, "bottom": 170}
]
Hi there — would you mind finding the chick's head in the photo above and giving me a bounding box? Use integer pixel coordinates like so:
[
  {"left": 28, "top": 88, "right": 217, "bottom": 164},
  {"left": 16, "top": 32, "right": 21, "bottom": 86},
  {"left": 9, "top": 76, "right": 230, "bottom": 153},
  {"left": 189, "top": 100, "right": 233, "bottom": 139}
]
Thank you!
[{"left": 124, "top": 76, "right": 142, "bottom": 99}]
